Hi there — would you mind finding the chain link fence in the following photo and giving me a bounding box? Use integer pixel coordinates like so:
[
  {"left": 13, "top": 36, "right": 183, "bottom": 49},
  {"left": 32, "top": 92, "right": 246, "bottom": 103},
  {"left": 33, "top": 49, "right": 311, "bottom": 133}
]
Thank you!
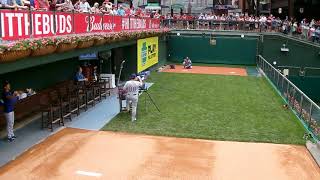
[{"left": 257, "top": 55, "right": 320, "bottom": 141}]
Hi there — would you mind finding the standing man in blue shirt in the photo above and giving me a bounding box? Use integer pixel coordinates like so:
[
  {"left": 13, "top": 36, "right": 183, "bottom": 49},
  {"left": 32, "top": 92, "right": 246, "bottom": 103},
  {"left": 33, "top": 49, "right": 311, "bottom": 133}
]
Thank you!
[
  {"left": 2, "top": 81, "right": 19, "bottom": 142},
  {"left": 75, "top": 66, "right": 88, "bottom": 82}
]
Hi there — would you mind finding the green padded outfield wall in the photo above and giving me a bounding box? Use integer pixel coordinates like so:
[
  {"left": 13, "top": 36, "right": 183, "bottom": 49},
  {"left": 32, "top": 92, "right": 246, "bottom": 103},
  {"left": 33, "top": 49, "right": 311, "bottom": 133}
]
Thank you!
[
  {"left": 158, "top": 38, "right": 168, "bottom": 66},
  {"left": 261, "top": 34, "right": 320, "bottom": 67},
  {"left": 261, "top": 34, "right": 320, "bottom": 102},
  {"left": 167, "top": 34, "right": 258, "bottom": 65}
]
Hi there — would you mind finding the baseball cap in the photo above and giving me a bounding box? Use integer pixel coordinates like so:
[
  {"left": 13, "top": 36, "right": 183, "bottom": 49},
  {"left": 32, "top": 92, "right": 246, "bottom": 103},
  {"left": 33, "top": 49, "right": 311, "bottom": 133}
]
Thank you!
[{"left": 130, "top": 74, "right": 137, "bottom": 79}]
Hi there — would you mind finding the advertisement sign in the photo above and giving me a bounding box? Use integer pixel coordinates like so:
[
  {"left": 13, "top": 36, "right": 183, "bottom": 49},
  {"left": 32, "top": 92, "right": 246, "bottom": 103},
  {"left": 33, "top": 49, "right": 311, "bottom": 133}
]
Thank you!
[
  {"left": 0, "top": 10, "right": 31, "bottom": 40},
  {"left": 55, "top": 12, "right": 74, "bottom": 35},
  {"left": 103, "top": 15, "right": 116, "bottom": 32},
  {"left": 137, "top": 37, "right": 158, "bottom": 73},
  {"left": 73, "top": 13, "right": 89, "bottom": 34},
  {"left": 0, "top": 10, "right": 161, "bottom": 40},
  {"left": 79, "top": 52, "right": 97, "bottom": 60}
]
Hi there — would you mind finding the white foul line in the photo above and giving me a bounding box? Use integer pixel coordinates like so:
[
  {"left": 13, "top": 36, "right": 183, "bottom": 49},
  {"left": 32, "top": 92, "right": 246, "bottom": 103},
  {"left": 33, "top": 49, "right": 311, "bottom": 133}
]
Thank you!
[{"left": 76, "top": 170, "right": 102, "bottom": 177}]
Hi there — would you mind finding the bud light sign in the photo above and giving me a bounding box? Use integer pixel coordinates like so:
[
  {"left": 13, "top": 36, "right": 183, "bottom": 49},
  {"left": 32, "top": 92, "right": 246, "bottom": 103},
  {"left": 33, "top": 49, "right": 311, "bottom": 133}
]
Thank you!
[
  {"left": 141, "top": 42, "right": 147, "bottom": 66},
  {"left": 137, "top": 37, "right": 158, "bottom": 73}
]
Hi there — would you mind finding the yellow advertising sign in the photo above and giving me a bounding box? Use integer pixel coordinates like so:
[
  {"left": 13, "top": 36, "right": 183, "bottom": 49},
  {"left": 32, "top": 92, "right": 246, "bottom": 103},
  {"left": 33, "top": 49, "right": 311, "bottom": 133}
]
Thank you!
[{"left": 137, "top": 37, "right": 159, "bottom": 73}]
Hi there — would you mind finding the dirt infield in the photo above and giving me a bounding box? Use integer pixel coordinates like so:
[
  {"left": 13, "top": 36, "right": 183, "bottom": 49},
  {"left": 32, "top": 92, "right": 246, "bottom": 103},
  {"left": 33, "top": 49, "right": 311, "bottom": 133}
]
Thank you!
[
  {"left": 0, "top": 128, "right": 319, "bottom": 180},
  {"left": 161, "top": 65, "right": 248, "bottom": 76}
]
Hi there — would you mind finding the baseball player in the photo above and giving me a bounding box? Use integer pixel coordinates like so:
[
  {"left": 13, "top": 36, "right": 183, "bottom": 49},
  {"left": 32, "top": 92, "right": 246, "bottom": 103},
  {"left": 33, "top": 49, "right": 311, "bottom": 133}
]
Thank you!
[
  {"left": 2, "top": 81, "right": 19, "bottom": 142},
  {"left": 183, "top": 57, "right": 192, "bottom": 69},
  {"left": 123, "top": 74, "right": 143, "bottom": 122}
]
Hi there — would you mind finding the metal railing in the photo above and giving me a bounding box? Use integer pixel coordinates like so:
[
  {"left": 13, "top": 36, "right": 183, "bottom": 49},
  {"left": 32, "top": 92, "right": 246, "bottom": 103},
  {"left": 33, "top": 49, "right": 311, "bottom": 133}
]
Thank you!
[
  {"left": 276, "top": 66, "right": 320, "bottom": 77},
  {"left": 257, "top": 55, "right": 320, "bottom": 141},
  {"left": 162, "top": 19, "right": 271, "bottom": 32}
]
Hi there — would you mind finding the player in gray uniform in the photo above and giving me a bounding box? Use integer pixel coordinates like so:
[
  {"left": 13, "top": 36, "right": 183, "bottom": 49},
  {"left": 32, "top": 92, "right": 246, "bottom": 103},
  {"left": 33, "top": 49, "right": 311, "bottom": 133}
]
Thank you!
[{"left": 123, "top": 74, "right": 143, "bottom": 122}]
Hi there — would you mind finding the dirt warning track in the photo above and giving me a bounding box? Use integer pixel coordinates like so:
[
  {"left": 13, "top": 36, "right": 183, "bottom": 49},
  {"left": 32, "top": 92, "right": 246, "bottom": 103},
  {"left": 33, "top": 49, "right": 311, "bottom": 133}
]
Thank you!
[{"left": 0, "top": 128, "right": 319, "bottom": 180}]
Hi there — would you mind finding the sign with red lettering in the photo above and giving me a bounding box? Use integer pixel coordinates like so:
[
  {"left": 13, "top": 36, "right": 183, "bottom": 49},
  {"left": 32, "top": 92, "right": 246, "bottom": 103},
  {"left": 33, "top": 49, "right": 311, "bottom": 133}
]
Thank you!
[
  {"left": 89, "top": 14, "right": 103, "bottom": 32},
  {"left": 103, "top": 15, "right": 115, "bottom": 32},
  {"left": 130, "top": 17, "right": 147, "bottom": 30},
  {"left": 113, "top": 16, "right": 122, "bottom": 32},
  {"left": 121, "top": 17, "right": 130, "bottom": 31},
  {"left": 55, "top": 12, "right": 73, "bottom": 35},
  {"left": 0, "top": 10, "right": 160, "bottom": 40},
  {"left": 73, "top": 13, "right": 89, "bottom": 34},
  {"left": 0, "top": 10, "right": 31, "bottom": 40},
  {"left": 149, "top": 19, "right": 160, "bottom": 29},
  {"left": 32, "top": 11, "right": 55, "bottom": 38}
]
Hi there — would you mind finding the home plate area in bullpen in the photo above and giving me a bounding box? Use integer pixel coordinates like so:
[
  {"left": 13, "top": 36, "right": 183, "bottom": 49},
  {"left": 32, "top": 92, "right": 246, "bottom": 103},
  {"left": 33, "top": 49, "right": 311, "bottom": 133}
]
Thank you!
[{"left": 161, "top": 65, "right": 248, "bottom": 76}]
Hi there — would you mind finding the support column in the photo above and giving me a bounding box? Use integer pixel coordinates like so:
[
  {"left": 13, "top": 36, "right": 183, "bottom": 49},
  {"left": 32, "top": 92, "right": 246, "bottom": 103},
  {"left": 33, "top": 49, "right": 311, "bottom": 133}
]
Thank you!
[{"left": 288, "top": 0, "right": 294, "bottom": 18}]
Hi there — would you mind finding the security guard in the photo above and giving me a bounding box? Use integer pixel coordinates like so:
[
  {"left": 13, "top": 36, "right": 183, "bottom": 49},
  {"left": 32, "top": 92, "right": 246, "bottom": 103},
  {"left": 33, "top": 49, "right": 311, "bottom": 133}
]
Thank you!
[{"left": 123, "top": 74, "right": 143, "bottom": 122}]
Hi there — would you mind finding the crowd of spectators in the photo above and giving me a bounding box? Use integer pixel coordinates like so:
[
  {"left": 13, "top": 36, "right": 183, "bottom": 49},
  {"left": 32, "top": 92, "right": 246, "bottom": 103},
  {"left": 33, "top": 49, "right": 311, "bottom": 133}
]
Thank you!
[
  {"left": 164, "top": 13, "right": 320, "bottom": 43},
  {"left": 1, "top": 0, "right": 320, "bottom": 42},
  {"left": 0, "top": 0, "right": 161, "bottom": 18}
]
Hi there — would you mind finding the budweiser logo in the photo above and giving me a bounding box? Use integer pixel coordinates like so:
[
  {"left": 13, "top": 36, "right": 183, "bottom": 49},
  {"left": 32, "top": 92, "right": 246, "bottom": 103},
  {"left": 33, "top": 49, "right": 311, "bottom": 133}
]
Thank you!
[{"left": 85, "top": 16, "right": 116, "bottom": 31}]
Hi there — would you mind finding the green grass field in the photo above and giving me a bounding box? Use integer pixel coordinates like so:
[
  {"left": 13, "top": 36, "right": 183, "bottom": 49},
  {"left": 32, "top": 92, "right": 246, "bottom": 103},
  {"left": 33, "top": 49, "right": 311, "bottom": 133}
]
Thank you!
[{"left": 102, "top": 72, "right": 306, "bottom": 144}]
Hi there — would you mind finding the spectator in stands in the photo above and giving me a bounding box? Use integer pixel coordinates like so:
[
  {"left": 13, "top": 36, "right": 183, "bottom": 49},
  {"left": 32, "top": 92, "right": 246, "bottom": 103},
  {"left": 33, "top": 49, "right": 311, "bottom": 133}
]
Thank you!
[
  {"left": 292, "top": 21, "right": 298, "bottom": 34},
  {"left": 117, "top": 5, "right": 125, "bottom": 16},
  {"left": 0, "top": 0, "right": 16, "bottom": 9},
  {"left": 310, "top": 19, "right": 315, "bottom": 28},
  {"left": 36, "top": 0, "right": 49, "bottom": 10},
  {"left": 315, "top": 27, "right": 320, "bottom": 43},
  {"left": 78, "top": 0, "right": 90, "bottom": 13},
  {"left": 2, "top": 81, "right": 19, "bottom": 142},
  {"left": 154, "top": 10, "right": 160, "bottom": 18},
  {"left": 35, "top": 0, "right": 49, "bottom": 10},
  {"left": 108, "top": 6, "right": 115, "bottom": 15},
  {"left": 15, "top": 0, "right": 29, "bottom": 9},
  {"left": 124, "top": 6, "right": 130, "bottom": 16},
  {"left": 259, "top": 15, "right": 267, "bottom": 31},
  {"left": 111, "top": 6, "right": 118, "bottom": 15},
  {"left": 310, "top": 25, "right": 316, "bottom": 42},
  {"left": 61, "top": 0, "right": 73, "bottom": 12},
  {"left": 100, "top": 0, "right": 112, "bottom": 14},
  {"left": 91, "top": 2, "right": 100, "bottom": 13},
  {"left": 183, "top": 57, "right": 192, "bottom": 69},
  {"left": 49, "top": 0, "right": 64, "bottom": 11},
  {"left": 75, "top": 67, "right": 88, "bottom": 82},
  {"left": 29, "top": 0, "right": 35, "bottom": 8}
]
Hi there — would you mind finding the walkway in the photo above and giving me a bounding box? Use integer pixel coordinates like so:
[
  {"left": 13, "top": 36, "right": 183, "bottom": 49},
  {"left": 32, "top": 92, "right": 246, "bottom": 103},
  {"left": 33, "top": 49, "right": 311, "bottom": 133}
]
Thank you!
[{"left": 0, "top": 90, "right": 120, "bottom": 167}]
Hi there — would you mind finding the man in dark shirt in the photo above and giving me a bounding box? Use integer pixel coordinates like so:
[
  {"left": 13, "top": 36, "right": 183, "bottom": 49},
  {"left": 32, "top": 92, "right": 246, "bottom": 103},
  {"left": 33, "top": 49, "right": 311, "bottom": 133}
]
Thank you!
[{"left": 2, "top": 81, "right": 18, "bottom": 142}]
